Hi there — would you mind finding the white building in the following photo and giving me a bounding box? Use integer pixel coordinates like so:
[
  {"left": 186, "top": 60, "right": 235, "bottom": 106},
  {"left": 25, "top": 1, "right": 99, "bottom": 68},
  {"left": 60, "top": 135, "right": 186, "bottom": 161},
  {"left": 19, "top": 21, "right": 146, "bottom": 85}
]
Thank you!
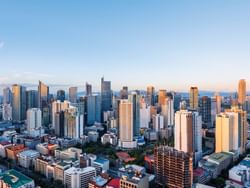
[
  {"left": 152, "top": 114, "right": 164, "bottom": 132},
  {"left": 161, "top": 98, "right": 174, "bottom": 128},
  {"left": 55, "top": 147, "right": 82, "bottom": 160},
  {"left": 88, "top": 131, "right": 99, "bottom": 142},
  {"left": 92, "top": 158, "right": 109, "bottom": 174},
  {"left": 17, "top": 150, "right": 40, "bottom": 169},
  {"left": 0, "top": 141, "right": 12, "bottom": 158},
  {"left": 140, "top": 102, "right": 150, "bottom": 128},
  {"left": 27, "top": 108, "right": 43, "bottom": 137},
  {"left": 2, "top": 104, "right": 12, "bottom": 121},
  {"left": 64, "top": 167, "right": 96, "bottom": 188},
  {"left": 101, "top": 133, "right": 118, "bottom": 146}
]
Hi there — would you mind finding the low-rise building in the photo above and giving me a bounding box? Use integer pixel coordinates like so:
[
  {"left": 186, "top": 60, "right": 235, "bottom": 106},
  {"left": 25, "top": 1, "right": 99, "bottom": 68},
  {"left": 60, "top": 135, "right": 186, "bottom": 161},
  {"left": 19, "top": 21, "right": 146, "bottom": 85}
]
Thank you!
[
  {"left": 0, "top": 141, "right": 12, "bottom": 158},
  {"left": 101, "top": 133, "right": 117, "bottom": 146},
  {"left": 0, "top": 169, "right": 35, "bottom": 188},
  {"left": 6, "top": 144, "right": 26, "bottom": 161},
  {"left": 64, "top": 167, "right": 96, "bottom": 188},
  {"left": 88, "top": 131, "right": 99, "bottom": 142},
  {"left": 17, "top": 150, "right": 40, "bottom": 169},
  {"left": 88, "top": 175, "right": 109, "bottom": 188},
  {"left": 55, "top": 147, "right": 82, "bottom": 160},
  {"left": 36, "top": 142, "right": 59, "bottom": 155},
  {"left": 92, "top": 158, "right": 109, "bottom": 174}
]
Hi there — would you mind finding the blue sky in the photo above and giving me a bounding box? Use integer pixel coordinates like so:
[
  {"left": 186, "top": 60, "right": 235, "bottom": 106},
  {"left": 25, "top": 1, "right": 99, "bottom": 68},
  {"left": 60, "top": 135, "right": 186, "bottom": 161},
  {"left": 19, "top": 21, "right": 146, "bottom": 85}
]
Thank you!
[{"left": 0, "top": 0, "right": 250, "bottom": 91}]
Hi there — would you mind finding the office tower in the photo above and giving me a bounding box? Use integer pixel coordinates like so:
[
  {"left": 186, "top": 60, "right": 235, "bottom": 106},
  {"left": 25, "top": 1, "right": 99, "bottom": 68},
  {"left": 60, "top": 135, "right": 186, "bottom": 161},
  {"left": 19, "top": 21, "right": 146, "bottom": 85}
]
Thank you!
[
  {"left": 158, "top": 89, "right": 166, "bottom": 106},
  {"left": 57, "top": 90, "right": 66, "bottom": 102},
  {"left": 86, "top": 95, "right": 101, "bottom": 125},
  {"left": 86, "top": 82, "right": 92, "bottom": 96},
  {"left": 192, "top": 111, "right": 202, "bottom": 165},
  {"left": 3, "top": 87, "right": 12, "bottom": 104},
  {"left": 154, "top": 146, "right": 193, "bottom": 188},
  {"left": 238, "top": 79, "right": 246, "bottom": 105},
  {"left": 64, "top": 106, "right": 84, "bottom": 139},
  {"left": 3, "top": 104, "right": 12, "bottom": 121},
  {"left": 214, "top": 93, "right": 222, "bottom": 113},
  {"left": 140, "top": 101, "right": 150, "bottom": 128},
  {"left": 152, "top": 114, "right": 164, "bottom": 132},
  {"left": 101, "top": 77, "right": 112, "bottom": 121},
  {"left": 55, "top": 111, "right": 65, "bottom": 137},
  {"left": 52, "top": 100, "right": 70, "bottom": 129},
  {"left": 200, "top": 96, "right": 211, "bottom": 128},
  {"left": 146, "top": 86, "right": 155, "bottom": 106},
  {"left": 64, "top": 167, "right": 96, "bottom": 188},
  {"left": 120, "top": 86, "right": 128, "bottom": 99},
  {"left": 27, "top": 108, "right": 42, "bottom": 136},
  {"left": 189, "top": 86, "right": 199, "bottom": 110},
  {"left": 12, "top": 84, "right": 26, "bottom": 121},
  {"left": 26, "top": 90, "right": 38, "bottom": 109},
  {"left": 161, "top": 98, "right": 174, "bottom": 128},
  {"left": 69, "top": 87, "right": 78, "bottom": 103},
  {"left": 175, "top": 110, "right": 193, "bottom": 153},
  {"left": 173, "top": 93, "right": 181, "bottom": 112},
  {"left": 128, "top": 92, "right": 140, "bottom": 137},
  {"left": 38, "top": 81, "right": 49, "bottom": 109},
  {"left": 119, "top": 100, "right": 136, "bottom": 148}
]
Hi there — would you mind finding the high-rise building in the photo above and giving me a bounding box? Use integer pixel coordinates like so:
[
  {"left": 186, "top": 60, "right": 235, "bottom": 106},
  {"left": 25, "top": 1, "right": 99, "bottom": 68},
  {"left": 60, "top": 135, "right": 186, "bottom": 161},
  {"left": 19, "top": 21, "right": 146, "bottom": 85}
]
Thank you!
[
  {"left": 3, "top": 87, "right": 12, "bottom": 104},
  {"left": 238, "top": 79, "right": 246, "bottom": 105},
  {"left": 140, "top": 101, "right": 150, "bottom": 128},
  {"left": 128, "top": 92, "right": 140, "bottom": 137},
  {"left": 52, "top": 100, "right": 70, "bottom": 129},
  {"left": 173, "top": 93, "right": 181, "bottom": 112},
  {"left": 55, "top": 111, "right": 65, "bottom": 137},
  {"left": 158, "top": 89, "right": 166, "bottom": 106},
  {"left": 101, "top": 77, "right": 112, "bottom": 121},
  {"left": 12, "top": 84, "right": 26, "bottom": 121},
  {"left": 69, "top": 87, "right": 78, "bottom": 103},
  {"left": 57, "top": 90, "right": 66, "bottom": 102},
  {"left": 120, "top": 86, "right": 128, "bottom": 99},
  {"left": 189, "top": 86, "right": 199, "bottom": 110},
  {"left": 86, "top": 95, "right": 101, "bottom": 125},
  {"left": 216, "top": 108, "right": 247, "bottom": 154},
  {"left": 27, "top": 108, "right": 42, "bottom": 136},
  {"left": 64, "top": 167, "right": 96, "bottom": 188},
  {"left": 38, "top": 81, "right": 49, "bottom": 109},
  {"left": 152, "top": 114, "right": 164, "bottom": 132},
  {"left": 200, "top": 96, "right": 211, "bottom": 128},
  {"left": 26, "top": 90, "right": 38, "bottom": 109},
  {"left": 119, "top": 100, "right": 136, "bottom": 148},
  {"left": 64, "top": 106, "right": 84, "bottom": 139},
  {"left": 174, "top": 110, "right": 193, "bottom": 153},
  {"left": 3, "top": 104, "right": 12, "bottom": 121},
  {"left": 146, "top": 86, "right": 155, "bottom": 106},
  {"left": 161, "top": 97, "right": 174, "bottom": 128},
  {"left": 86, "top": 82, "right": 92, "bottom": 96},
  {"left": 154, "top": 146, "right": 193, "bottom": 188}
]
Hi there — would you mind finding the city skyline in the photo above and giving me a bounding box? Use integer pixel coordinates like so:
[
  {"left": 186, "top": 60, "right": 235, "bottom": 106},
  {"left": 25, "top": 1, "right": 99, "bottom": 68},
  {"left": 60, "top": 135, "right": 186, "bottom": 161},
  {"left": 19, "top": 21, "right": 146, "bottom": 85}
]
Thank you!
[{"left": 1, "top": 1, "right": 250, "bottom": 91}]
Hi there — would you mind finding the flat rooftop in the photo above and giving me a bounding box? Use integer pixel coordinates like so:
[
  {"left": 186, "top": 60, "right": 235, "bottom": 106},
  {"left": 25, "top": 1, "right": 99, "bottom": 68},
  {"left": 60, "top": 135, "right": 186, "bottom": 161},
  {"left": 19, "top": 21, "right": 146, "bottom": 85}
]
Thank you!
[{"left": 0, "top": 169, "right": 33, "bottom": 188}]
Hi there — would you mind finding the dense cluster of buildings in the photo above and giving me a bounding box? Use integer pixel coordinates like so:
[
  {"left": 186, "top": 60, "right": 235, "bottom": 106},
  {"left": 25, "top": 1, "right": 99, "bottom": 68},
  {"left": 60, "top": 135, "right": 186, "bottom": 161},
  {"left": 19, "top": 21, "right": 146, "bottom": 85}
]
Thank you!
[{"left": 0, "top": 78, "right": 249, "bottom": 187}]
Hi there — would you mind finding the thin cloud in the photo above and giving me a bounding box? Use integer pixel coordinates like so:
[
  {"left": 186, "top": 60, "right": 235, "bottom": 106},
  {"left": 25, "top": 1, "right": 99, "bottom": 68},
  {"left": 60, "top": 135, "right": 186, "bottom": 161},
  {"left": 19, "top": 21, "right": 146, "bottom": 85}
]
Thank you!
[{"left": 0, "top": 41, "right": 4, "bottom": 48}]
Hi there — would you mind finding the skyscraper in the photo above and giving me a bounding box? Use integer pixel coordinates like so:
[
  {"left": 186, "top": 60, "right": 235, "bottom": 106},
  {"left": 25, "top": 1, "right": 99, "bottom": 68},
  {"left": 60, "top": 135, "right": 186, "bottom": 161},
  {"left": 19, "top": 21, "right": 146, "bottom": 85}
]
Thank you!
[
  {"left": 146, "top": 86, "right": 155, "bottom": 106},
  {"left": 101, "top": 77, "right": 112, "bottom": 121},
  {"left": 52, "top": 100, "right": 70, "bottom": 129},
  {"left": 158, "top": 89, "right": 166, "bottom": 106},
  {"left": 26, "top": 90, "right": 38, "bottom": 109},
  {"left": 86, "top": 95, "right": 101, "bottom": 125},
  {"left": 200, "top": 96, "right": 211, "bottom": 128},
  {"left": 189, "top": 86, "right": 199, "bottom": 110},
  {"left": 119, "top": 100, "right": 136, "bottom": 148},
  {"left": 69, "top": 87, "right": 78, "bottom": 103},
  {"left": 161, "top": 97, "right": 174, "bottom": 128},
  {"left": 154, "top": 146, "right": 193, "bottom": 188},
  {"left": 57, "top": 90, "right": 66, "bottom": 102},
  {"left": 38, "top": 81, "right": 49, "bottom": 109},
  {"left": 27, "top": 108, "right": 42, "bottom": 136},
  {"left": 128, "top": 92, "right": 140, "bottom": 137},
  {"left": 3, "top": 87, "right": 12, "bottom": 105},
  {"left": 12, "top": 84, "right": 26, "bottom": 121},
  {"left": 120, "top": 86, "right": 128, "bottom": 99},
  {"left": 238, "top": 79, "right": 246, "bottom": 105},
  {"left": 174, "top": 110, "right": 193, "bottom": 153},
  {"left": 86, "top": 82, "right": 92, "bottom": 96}
]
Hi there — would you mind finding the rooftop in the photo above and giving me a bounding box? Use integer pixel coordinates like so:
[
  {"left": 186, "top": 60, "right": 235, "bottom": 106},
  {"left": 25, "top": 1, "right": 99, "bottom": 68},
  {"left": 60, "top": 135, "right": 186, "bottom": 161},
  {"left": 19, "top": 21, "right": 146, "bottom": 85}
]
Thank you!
[
  {"left": 65, "top": 167, "right": 96, "bottom": 175},
  {"left": 0, "top": 169, "right": 33, "bottom": 188},
  {"left": 106, "top": 178, "right": 120, "bottom": 188},
  {"left": 95, "top": 158, "right": 109, "bottom": 164},
  {"left": 208, "top": 152, "right": 232, "bottom": 164},
  {"left": 90, "top": 176, "right": 108, "bottom": 186},
  {"left": 18, "top": 150, "right": 39, "bottom": 157}
]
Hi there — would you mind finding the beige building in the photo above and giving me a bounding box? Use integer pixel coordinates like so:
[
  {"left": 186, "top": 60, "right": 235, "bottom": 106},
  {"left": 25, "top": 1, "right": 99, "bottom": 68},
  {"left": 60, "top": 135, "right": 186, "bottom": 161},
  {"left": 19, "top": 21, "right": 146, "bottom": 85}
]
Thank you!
[
  {"left": 190, "top": 86, "right": 199, "bottom": 110},
  {"left": 238, "top": 79, "right": 246, "bottom": 105},
  {"left": 158, "top": 89, "right": 166, "bottom": 106}
]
